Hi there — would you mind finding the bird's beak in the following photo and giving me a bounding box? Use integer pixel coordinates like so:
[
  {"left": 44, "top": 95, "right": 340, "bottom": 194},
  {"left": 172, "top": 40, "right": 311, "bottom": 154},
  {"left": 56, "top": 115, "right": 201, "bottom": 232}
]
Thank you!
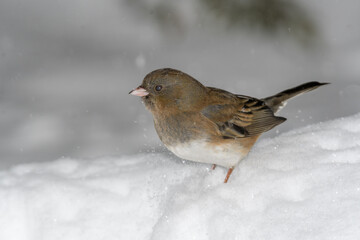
[{"left": 129, "top": 86, "right": 149, "bottom": 97}]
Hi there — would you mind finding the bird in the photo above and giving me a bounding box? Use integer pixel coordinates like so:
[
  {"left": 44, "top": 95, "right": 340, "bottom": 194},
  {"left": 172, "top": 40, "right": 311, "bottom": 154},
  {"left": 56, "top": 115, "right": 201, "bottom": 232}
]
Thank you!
[{"left": 130, "top": 68, "right": 328, "bottom": 183}]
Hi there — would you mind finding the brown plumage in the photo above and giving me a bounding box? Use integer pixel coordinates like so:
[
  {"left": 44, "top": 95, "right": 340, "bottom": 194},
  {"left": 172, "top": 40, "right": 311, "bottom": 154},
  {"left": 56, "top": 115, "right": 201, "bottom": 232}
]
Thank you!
[{"left": 130, "top": 68, "right": 328, "bottom": 183}]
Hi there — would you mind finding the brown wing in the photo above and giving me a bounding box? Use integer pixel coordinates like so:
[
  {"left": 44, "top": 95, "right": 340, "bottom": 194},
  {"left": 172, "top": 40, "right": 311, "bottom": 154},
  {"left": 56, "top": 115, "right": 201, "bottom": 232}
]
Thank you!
[{"left": 201, "top": 88, "right": 286, "bottom": 138}]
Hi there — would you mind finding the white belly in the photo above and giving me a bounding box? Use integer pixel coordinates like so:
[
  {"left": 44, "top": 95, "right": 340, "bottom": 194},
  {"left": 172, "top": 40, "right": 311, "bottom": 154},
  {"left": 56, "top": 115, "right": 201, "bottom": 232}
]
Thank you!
[{"left": 166, "top": 140, "right": 245, "bottom": 168}]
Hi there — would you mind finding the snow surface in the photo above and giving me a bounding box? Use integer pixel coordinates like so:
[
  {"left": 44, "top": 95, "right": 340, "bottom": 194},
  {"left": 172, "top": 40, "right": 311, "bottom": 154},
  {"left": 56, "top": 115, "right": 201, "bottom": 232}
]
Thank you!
[{"left": 1, "top": 114, "right": 360, "bottom": 240}]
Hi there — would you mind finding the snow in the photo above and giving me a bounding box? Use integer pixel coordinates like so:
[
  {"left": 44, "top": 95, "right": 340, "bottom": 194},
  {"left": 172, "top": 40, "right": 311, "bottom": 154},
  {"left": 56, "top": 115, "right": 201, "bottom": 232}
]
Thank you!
[{"left": 1, "top": 114, "right": 360, "bottom": 240}]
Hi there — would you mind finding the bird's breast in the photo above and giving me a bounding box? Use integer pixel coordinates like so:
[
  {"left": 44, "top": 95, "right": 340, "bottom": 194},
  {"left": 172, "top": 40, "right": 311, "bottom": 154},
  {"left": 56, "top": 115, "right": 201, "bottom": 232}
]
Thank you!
[{"left": 153, "top": 112, "right": 217, "bottom": 146}]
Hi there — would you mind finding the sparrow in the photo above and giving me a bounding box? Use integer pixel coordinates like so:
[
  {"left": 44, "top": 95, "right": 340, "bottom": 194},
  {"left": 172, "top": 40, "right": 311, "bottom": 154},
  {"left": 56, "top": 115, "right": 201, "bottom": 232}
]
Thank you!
[{"left": 130, "top": 68, "right": 328, "bottom": 183}]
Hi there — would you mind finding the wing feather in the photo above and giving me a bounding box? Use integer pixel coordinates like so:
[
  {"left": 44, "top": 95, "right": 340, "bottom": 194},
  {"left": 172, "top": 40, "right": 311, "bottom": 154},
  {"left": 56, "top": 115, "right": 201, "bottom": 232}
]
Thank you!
[{"left": 202, "top": 88, "right": 286, "bottom": 138}]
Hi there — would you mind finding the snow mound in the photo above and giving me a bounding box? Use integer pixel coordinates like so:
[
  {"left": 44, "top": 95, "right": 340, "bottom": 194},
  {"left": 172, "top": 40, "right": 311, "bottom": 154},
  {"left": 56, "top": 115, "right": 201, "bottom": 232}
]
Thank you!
[{"left": 1, "top": 114, "right": 360, "bottom": 240}]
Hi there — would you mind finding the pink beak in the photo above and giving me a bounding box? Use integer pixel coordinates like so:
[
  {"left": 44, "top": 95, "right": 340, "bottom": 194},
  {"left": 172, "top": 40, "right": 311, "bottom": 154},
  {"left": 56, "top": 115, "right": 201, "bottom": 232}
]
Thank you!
[{"left": 129, "top": 87, "right": 149, "bottom": 97}]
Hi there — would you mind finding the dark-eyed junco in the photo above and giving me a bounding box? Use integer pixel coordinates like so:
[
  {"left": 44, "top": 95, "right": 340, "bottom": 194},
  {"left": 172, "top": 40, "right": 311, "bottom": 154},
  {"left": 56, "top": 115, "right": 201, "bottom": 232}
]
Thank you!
[{"left": 130, "top": 68, "right": 328, "bottom": 183}]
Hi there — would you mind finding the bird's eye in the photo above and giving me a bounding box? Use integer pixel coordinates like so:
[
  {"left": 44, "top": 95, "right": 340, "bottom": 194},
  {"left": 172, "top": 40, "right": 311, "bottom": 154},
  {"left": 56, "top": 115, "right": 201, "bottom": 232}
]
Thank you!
[{"left": 155, "top": 85, "right": 163, "bottom": 91}]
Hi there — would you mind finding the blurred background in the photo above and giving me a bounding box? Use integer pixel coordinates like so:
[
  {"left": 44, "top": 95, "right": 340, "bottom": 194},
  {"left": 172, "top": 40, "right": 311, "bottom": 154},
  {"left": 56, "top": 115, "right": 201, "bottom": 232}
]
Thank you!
[{"left": 1, "top": 0, "right": 359, "bottom": 168}]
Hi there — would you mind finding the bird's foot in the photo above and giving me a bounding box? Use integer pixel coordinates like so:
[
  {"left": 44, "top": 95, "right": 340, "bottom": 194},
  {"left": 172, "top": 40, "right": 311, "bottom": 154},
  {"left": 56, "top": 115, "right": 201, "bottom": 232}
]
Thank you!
[{"left": 224, "top": 167, "right": 234, "bottom": 183}]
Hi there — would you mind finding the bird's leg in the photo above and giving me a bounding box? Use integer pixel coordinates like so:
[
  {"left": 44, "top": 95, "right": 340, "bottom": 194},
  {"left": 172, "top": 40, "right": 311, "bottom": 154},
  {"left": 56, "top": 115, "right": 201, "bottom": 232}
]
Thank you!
[
  {"left": 224, "top": 167, "right": 234, "bottom": 183},
  {"left": 211, "top": 164, "right": 216, "bottom": 170}
]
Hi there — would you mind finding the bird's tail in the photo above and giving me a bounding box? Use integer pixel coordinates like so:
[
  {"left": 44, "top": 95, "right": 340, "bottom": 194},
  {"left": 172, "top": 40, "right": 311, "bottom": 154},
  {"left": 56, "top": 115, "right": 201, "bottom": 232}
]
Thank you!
[{"left": 262, "top": 81, "right": 329, "bottom": 113}]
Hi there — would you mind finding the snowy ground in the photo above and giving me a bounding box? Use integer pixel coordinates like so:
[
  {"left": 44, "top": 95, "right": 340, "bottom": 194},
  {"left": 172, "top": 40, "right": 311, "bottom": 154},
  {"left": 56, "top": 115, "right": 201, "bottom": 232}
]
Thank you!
[{"left": 1, "top": 113, "right": 359, "bottom": 240}]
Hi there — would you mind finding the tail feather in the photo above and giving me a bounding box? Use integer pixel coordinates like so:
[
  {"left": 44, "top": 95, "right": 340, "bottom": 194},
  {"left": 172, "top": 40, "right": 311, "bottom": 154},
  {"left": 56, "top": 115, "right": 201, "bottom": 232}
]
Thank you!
[{"left": 262, "top": 81, "right": 329, "bottom": 113}]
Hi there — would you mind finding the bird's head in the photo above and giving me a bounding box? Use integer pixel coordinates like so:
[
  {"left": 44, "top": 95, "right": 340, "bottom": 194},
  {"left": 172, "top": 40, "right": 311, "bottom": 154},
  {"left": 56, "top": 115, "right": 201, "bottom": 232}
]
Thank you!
[{"left": 130, "top": 68, "right": 207, "bottom": 114}]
